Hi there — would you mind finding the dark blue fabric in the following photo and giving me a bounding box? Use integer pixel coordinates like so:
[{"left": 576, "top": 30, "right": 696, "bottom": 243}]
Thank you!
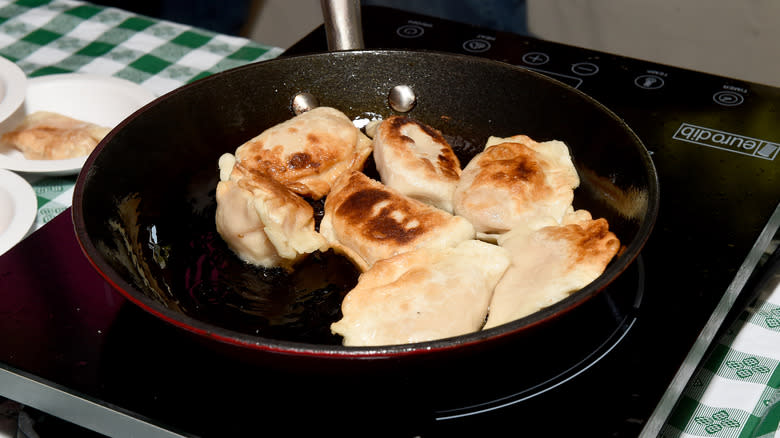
[
  {"left": 90, "top": 0, "right": 252, "bottom": 35},
  {"left": 91, "top": 1, "right": 528, "bottom": 38},
  {"left": 361, "top": 0, "right": 528, "bottom": 34}
]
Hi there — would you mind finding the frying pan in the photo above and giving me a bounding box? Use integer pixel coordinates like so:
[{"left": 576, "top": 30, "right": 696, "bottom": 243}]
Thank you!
[{"left": 72, "top": 0, "right": 659, "bottom": 367}]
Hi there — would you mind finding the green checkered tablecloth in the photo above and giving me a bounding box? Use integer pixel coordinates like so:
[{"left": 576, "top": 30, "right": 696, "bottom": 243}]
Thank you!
[
  {"left": 660, "top": 253, "right": 780, "bottom": 438},
  {"left": 22, "top": 173, "right": 73, "bottom": 230},
  {"left": 0, "top": 0, "right": 282, "bottom": 94},
  {"left": 0, "top": 0, "right": 283, "bottom": 232}
]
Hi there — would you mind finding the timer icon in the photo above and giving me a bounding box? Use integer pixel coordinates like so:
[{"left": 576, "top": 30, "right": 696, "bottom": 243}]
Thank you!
[{"left": 396, "top": 25, "right": 424, "bottom": 39}]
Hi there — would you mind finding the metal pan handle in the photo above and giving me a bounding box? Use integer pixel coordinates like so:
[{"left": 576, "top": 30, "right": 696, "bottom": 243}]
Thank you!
[{"left": 320, "top": 0, "right": 365, "bottom": 50}]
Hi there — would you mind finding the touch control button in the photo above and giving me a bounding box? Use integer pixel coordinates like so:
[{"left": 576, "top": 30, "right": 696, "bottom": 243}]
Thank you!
[
  {"left": 396, "top": 25, "right": 424, "bottom": 38},
  {"left": 462, "top": 39, "right": 491, "bottom": 53},
  {"left": 713, "top": 91, "right": 745, "bottom": 107},
  {"left": 634, "top": 74, "right": 665, "bottom": 90},
  {"left": 571, "top": 62, "right": 599, "bottom": 76},
  {"left": 522, "top": 52, "right": 549, "bottom": 66}
]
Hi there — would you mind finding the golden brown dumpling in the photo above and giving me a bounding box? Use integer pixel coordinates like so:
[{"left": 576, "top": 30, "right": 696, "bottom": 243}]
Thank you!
[
  {"left": 331, "top": 240, "right": 510, "bottom": 346},
  {"left": 320, "top": 170, "right": 476, "bottom": 272},
  {"left": 1, "top": 111, "right": 110, "bottom": 160},
  {"left": 215, "top": 153, "right": 328, "bottom": 271},
  {"left": 232, "top": 106, "right": 372, "bottom": 200},
  {"left": 371, "top": 116, "right": 461, "bottom": 213},
  {"left": 453, "top": 135, "right": 580, "bottom": 241},
  {"left": 483, "top": 209, "right": 620, "bottom": 329}
]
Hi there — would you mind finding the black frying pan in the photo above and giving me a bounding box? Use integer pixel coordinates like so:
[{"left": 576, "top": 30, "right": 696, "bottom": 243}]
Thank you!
[{"left": 71, "top": 1, "right": 658, "bottom": 367}]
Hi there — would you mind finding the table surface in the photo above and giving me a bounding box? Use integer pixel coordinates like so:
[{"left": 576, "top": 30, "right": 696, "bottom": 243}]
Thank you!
[{"left": 0, "top": 1, "right": 779, "bottom": 437}]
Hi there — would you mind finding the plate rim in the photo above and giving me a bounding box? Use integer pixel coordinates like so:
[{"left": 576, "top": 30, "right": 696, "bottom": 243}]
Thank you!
[
  {"left": 0, "top": 56, "right": 27, "bottom": 124},
  {"left": 0, "top": 168, "right": 36, "bottom": 255}
]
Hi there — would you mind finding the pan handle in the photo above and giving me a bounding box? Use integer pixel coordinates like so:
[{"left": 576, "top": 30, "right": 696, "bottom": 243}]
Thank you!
[{"left": 320, "top": 0, "right": 365, "bottom": 51}]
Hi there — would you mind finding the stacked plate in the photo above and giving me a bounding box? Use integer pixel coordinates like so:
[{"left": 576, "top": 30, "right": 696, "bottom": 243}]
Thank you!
[
  {"left": 0, "top": 56, "right": 32, "bottom": 255},
  {"left": 0, "top": 168, "right": 36, "bottom": 255},
  {"left": 0, "top": 56, "right": 157, "bottom": 253}
]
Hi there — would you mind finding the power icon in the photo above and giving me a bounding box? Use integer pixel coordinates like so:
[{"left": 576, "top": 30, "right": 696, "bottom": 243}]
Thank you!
[{"left": 713, "top": 91, "right": 744, "bottom": 107}]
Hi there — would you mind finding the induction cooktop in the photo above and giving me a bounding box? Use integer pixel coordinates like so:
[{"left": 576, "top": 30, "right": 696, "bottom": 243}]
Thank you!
[{"left": 1, "top": 6, "right": 778, "bottom": 437}]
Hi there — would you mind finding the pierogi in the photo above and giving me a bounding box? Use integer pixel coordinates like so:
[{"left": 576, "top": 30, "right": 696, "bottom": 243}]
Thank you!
[
  {"left": 232, "top": 106, "right": 372, "bottom": 200},
  {"left": 215, "top": 153, "right": 327, "bottom": 271},
  {"left": 371, "top": 116, "right": 461, "bottom": 213},
  {"left": 453, "top": 135, "right": 580, "bottom": 241},
  {"left": 320, "top": 170, "right": 476, "bottom": 272},
  {"left": 484, "top": 210, "right": 620, "bottom": 329},
  {"left": 1, "top": 111, "right": 111, "bottom": 160},
  {"left": 331, "top": 240, "right": 510, "bottom": 346},
  {"left": 214, "top": 108, "right": 620, "bottom": 346}
]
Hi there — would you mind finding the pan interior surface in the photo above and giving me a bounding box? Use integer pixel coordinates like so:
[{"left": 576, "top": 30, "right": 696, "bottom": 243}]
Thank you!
[{"left": 73, "top": 50, "right": 658, "bottom": 356}]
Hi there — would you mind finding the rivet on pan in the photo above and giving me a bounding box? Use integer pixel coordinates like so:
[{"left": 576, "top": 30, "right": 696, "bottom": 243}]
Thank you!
[
  {"left": 388, "top": 85, "right": 416, "bottom": 113},
  {"left": 291, "top": 92, "right": 319, "bottom": 115}
]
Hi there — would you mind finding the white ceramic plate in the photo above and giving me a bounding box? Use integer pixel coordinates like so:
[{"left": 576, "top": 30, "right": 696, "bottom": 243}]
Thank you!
[
  {"left": 0, "top": 73, "right": 157, "bottom": 175},
  {"left": 0, "top": 168, "right": 37, "bottom": 255},
  {"left": 0, "top": 56, "right": 26, "bottom": 126}
]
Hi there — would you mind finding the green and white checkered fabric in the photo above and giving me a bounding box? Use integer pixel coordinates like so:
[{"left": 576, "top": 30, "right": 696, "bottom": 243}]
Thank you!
[
  {"left": 0, "top": 0, "right": 283, "bottom": 95},
  {"left": 662, "top": 268, "right": 780, "bottom": 438},
  {"left": 0, "top": 0, "right": 283, "bottom": 232},
  {"left": 22, "top": 172, "right": 73, "bottom": 231}
]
